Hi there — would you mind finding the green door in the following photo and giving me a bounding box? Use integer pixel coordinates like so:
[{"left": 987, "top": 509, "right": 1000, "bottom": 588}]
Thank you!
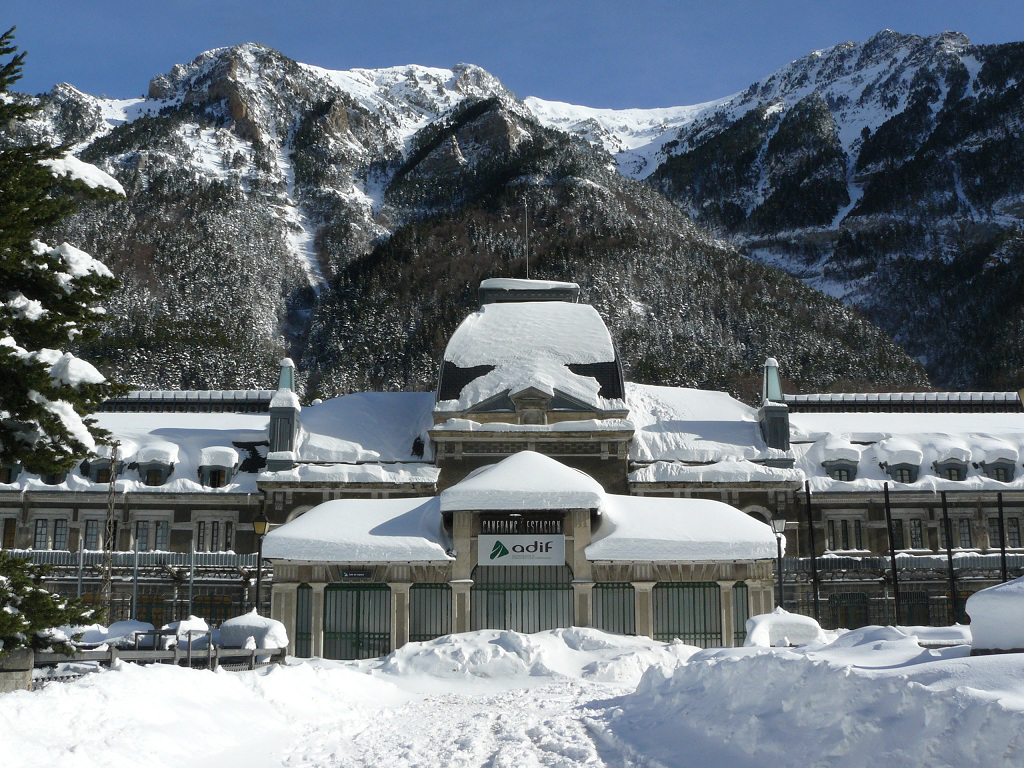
[
  {"left": 653, "top": 582, "right": 722, "bottom": 647},
  {"left": 593, "top": 582, "right": 635, "bottom": 635},
  {"left": 323, "top": 583, "right": 391, "bottom": 660},
  {"left": 733, "top": 581, "right": 750, "bottom": 646},
  {"left": 409, "top": 584, "right": 452, "bottom": 643},
  {"left": 471, "top": 565, "right": 573, "bottom": 633}
]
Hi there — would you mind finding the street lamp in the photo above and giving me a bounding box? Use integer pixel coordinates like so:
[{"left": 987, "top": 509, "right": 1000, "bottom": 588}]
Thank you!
[
  {"left": 252, "top": 511, "right": 271, "bottom": 615},
  {"left": 770, "top": 514, "right": 787, "bottom": 611}
]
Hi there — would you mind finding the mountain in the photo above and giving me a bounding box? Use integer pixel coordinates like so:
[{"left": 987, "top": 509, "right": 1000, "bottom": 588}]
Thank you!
[
  {"left": 4, "top": 42, "right": 929, "bottom": 399},
  {"left": 531, "top": 31, "right": 1024, "bottom": 389}
]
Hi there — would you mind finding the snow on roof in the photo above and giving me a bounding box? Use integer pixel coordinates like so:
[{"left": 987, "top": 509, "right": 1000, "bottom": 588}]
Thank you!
[
  {"left": 263, "top": 497, "right": 452, "bottom": 563},
  {"left": 790, "top": 410, "right": 1024, "bottom": 442},
  {"left": 260, "top": 463, "right": 439, "bottom": 485},
  {"left": 875, "top": 436, "right": 925, "bottom": 466},
  {"left": 433, "top": 417, "right": 633, "bottom": 433},
  {"left": 626, "top": 383, "right": 786, "bottom": 463},
  {"left": 295, "top": 392, "right": 435, "bottom": 463},
  {"left": 199, "top": 446, "right": 239, "bottom": 467},
  {"left": 1, "top": 411, "right": 269, "bottom": 494},
  {"left": 587, "top": 495, "right": 776, "bottom": 561},
  {"left": 438, "top": 302, "right": 621, "bottom": 411},
  {"left": 440, "top": 451, "right": 605, "bottom": 512},
  {"left": 478, "top": 278, "right": 580, "bottom": 292},
  {"left": 630, "top": 460, "right": 804, "bottom": 485}
]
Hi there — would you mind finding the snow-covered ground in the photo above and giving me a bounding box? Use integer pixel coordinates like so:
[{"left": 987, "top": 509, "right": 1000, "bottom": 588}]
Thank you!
[{"left": 3, "top": 625, "right": 1022, "bottom": 767}]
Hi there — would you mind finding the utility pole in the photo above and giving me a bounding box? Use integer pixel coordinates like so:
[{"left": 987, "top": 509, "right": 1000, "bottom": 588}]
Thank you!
[
  {"left": 101, "top": 441, "right": 120, "bottom": 620},
  {"left": 524, "top": 200, "right": 529, "bottom": 279}
]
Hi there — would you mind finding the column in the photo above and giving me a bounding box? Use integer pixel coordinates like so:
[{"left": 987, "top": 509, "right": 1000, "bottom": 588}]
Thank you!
[
  {"left": 632, "top": 581, "right": 656, "bottom": 639},
  {"left": 573, "top": 581, "right": 594, "bottom": 627},
  {"left": 310, "top": 582, "right": 326, "bottom": 658},
  {"left": 452, "top": 511, "right": 474, "bottom": 580},
  {"left": 389, "top": 582, "right": 412, "bottom": 651},
  {"left": 450, "top": 579, "right": 473, "bottom": 634},
  {"left": 271, "top": 583, "right": 297, "bottom": 652},
  {"left": 717, "top": 581, "right": 735, "bottom": 648},
  {"left": 571, "top": 509, "right": 593, "bottom": 580}
]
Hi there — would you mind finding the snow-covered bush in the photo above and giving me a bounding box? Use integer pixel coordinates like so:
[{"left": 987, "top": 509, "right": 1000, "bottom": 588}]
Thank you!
[
  {"left": 219, "top": 610, "right": 288, "bottom": 650},
  {"left": 744, "top": 608, "right": 827, "bottom": 647}
]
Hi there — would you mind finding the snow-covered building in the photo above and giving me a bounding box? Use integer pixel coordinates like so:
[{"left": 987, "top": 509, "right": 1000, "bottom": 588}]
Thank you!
[{"left": 4, "top": 277, "right": 1024, "bottom": 654}]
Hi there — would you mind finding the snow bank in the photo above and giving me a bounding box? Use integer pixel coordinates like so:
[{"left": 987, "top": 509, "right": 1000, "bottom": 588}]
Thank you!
[
  {"left": 744, "top": 608, "right": 827, "bottom": 647},
  {"left": 967, "top": 576, "right": 1024, "bottom": 651},
  {"left": 56, "top": 620, "right": 155, "bottom": 649},
  {"left": 372, "top": 627, "right": 697, "bottom": 686},
  {"left": 603, "top": 629, "right": 1024, "bottom": 767},
  {"left": 219, "top": 611, "right": 288, "bottom": 650}
]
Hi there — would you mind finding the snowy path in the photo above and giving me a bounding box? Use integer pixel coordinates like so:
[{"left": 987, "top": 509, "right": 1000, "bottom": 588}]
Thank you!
[{"left": 282, "top": 682, "right": 628, "bottom": 767}]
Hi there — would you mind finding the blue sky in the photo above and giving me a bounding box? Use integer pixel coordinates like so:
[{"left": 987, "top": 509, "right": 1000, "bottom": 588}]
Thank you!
[{"left": 5, "top": 1, "right": 1023, "bottom": 107}]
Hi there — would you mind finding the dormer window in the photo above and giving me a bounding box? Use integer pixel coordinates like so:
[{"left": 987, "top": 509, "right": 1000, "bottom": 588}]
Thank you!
[
  {"left": 932, "top": 460, "right": 968, "bottom": 481},
  {"left": 822, "top": 459, "right": 858, "bottom": 482},
  {"left": 199, "top": 447, "right": 239, "bottom": 488},
  {"left": 144, "top": 467, "right": 167, "bottom": 486},
  {"left": 979, "top": 460, "right": 1016, "bottom": 482},
  {"left": 40, "top": 471, "right": 66, "bottom": 485},
  {"left": 884, "top": 463, "right": 918, "bottom": 483},
  {"left": 82, "top": 458, "right": 121, "bottom": 483},
  {"left": 0, "top": 464, "right": 17, "bottom": 483}
]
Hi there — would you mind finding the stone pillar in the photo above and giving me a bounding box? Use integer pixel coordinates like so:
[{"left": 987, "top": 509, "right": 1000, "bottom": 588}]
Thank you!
[
  {"left": 717, "top": 581, "right": 736, "bottom": 648},
  {"left": 633, "top": 581, "right": 656, "bottom": 639},
  {"left": 573, "top": 580, "right": 595, "bottom": 627},
  {"left": 750, "top": 579, "right": 773, "bottom": 616},
  {"left": 271, "top": 582, "right": 297, "bottom": 652},
  {"left": 389, "top": 582, "right": 412, "bottom": 651},
  {"left": 310, "top": 582, "right": 326, "bottom": 658},
  {"left": 450, "top": 579, "right": 473, "bottom": 634},
  {"left": 571, "top": 509, "right": 593, "bottom": 580},
  {"left": 452, "top": 511, "right": 474, "bottom": 581}
]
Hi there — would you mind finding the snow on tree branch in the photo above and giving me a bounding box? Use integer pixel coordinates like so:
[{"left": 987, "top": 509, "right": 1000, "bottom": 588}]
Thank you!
[{"left": 41, "top": 154, "right": 126, "bottom": 196}]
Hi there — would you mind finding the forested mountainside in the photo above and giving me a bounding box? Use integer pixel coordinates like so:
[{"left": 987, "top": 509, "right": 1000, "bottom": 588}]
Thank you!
[
  {"left": 4, "top": 42, "right": 929, "bottom": 399},
  {"left": 534, "top": 31, "right": 1024, "bottom": 389}
]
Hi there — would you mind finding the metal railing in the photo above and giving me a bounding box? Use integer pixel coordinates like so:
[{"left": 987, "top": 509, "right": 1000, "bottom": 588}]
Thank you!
[{"left": 7, "top": 549, "right": 258, "bottom": 568}]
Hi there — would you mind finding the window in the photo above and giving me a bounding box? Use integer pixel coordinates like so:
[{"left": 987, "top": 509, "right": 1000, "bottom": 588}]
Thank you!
[
  {"left": 2, "top": 518, "right": 15, "bottom": 548},
  {"left": 34, "top": 519, "right": 49, "bottom": 549},
  {"left": 53, "top": 519, "right": 68, "bottom": 550},
  {"left": 196, "top": 521, "right": 205, "bottom": 551},
  {"left": 892, "top": 519, "right": 905, "bottom": 550},
  {"left": 154, "top": 520, "right": 170, "bottom": 551},
  {"left": 834, "top": 468, "right": 851, "bottom": 481},
  {"left": 944, "top": 468, "right": 959, "bottom": 480},
  {"left": 84, "top": 519, "right": 100, "bottom": 550},
  {"left": 993, "top": 466, "right": 1010, "bottom": 482},
  {"left": 210, "top": 521, "right": 220, "bottom": 552},
  {"left": 854, "top": 520, "right": 863, "bottom": 550},
  {"left": 135, "top": 520, "right": 150, "bottom": 551},
  {"left": 207, "top": 469, "right": 227, "bottom": 488},
  {"left": 0, "top": 466, "right": 13, "bottom": 483},
  {"left": 841, "top": 520, "right": 850, "bottom": 550},
  {"left": 223, "top": 522, "right": 233, "bottom": 551},
  {"left": 95, "top": 467, "right": 111, "bottom": 483},
  {"left": 145, "top": 468, "right": 164, "bottom": 486},
  {"left": 1010, "top": 518, "right": 1022, "bottom": 548},
  {"left": 958, "top": 519, "right": 973, "bottom": 549},
  {"left": 827, "top": 520, "right": 837, "bottom": 550},
  {"left": 41, "top": 472, "right": 64, "bottom": 485},
  {"left": 894, "top": 467, "right": 913, "bottom": 483},
  {"left": 909, "top": 519, "right": 924, "bottom": 549}
]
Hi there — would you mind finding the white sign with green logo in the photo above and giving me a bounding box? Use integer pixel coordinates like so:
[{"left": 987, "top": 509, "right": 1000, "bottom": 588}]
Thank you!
[{"left": 477, "top": 534, "right": 565, "bottom": 566}]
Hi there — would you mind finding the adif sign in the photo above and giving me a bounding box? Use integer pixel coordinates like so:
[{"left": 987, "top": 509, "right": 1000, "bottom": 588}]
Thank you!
[{"left": 477, "top": 534, "right": 565, "bottom": 566}]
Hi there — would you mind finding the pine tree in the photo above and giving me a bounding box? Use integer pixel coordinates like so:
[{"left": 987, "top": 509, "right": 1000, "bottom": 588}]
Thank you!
[
  {"left": 0, "top": 27, "right": 123, "bottom": 474},
  {"left": 0, "top": 550, "right": 96, "bottom": 653}
]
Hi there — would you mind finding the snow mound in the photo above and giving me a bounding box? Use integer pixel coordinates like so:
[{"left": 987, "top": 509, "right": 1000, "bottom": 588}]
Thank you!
[
  {"left": 219, "top": 611, "right": 289, "bottom": 650},
  {"left": 744, "top": 608, "right": 828, "bottom": 647},
  {"left": 968, "top": 576, "right": 1024, "bottom": 651},
  {"left": 375, "top": 627, "right": 697, "bottom": 685},
  {"left": 603, "top": 641, "right": 1024, "bottom": 767}
]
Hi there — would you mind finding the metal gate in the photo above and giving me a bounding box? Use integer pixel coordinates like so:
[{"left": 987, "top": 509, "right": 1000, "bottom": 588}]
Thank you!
[
  {"left": 323, "top": 583, "right": 391, "bottom": 660},
  {"left": 471, "top": 565, "right": 573, "bottom": 633},
  {"left": 409, "top": 584, "right": 452, "bottom": 643},
  {"left": 733, "top": 582, "right": 750, "bottom": 646},
  {"left": 828, "top": 591, "right": 870, "bottom": 629},
  {"left": 294, "top": 583, "right": 313, "bottom": 657},
  {"left": 653, "top": 582, "right": 722, "bottom": 647},
  {"left": 593, "top": 582, "right": 635, "bottom": 635},
  {"left": 900, "top": 590, "right": 930, "bottom": 626}
]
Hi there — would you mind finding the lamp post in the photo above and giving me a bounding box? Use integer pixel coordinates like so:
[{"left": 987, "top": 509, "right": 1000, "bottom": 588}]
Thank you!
[
  {"left": 771, "top": 514, "right": 787, "bottom": 611},
  {"left": 252, "top": 511, "right": 271, "bottom": 615}
]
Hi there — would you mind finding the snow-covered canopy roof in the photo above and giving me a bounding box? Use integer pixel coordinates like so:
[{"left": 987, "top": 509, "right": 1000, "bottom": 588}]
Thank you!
[
  {"left": 263, "top": 497, "right": 452, "bottom": 563},
  {"left": 588, "top": 495, "right": 777, "bottom": 561},
  {"left": 440, "top": 451, "right": 605, "bottom": 512},
  {"left": 437, "top": 302, "right": 624, "bottom": 412},
  {"left": 478, "top": 278, "right": 580, "bottom": 292}
]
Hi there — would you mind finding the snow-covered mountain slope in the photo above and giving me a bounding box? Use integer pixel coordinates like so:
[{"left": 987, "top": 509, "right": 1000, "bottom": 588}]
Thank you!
[{"left": 5, "top": 40, "right": 936, "bottom": 395}]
